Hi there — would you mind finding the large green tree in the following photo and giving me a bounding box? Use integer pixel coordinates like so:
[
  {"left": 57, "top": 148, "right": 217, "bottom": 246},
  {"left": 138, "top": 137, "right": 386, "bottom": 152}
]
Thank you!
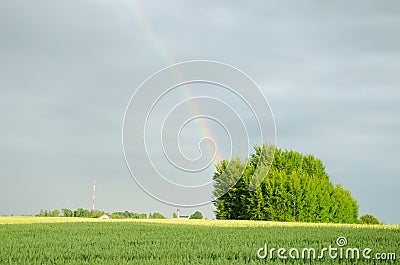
[{"left": 213, "top": 144, "right": 359, "bottom": 224}]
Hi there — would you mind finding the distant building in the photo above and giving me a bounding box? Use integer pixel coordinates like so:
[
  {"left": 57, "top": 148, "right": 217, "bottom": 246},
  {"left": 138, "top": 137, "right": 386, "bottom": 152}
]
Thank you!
[
  {"left": 176, "top": 209, "right": 189, "bottom": 219},
  {"left": 99, "top": 214, "right": 110, "bottom": 219}
]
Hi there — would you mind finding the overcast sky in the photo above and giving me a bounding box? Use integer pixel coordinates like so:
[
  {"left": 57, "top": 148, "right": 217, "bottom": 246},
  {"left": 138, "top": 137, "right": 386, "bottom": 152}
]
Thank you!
[{"left": 0, "top": 0, "right": 399, "bottom": 223}]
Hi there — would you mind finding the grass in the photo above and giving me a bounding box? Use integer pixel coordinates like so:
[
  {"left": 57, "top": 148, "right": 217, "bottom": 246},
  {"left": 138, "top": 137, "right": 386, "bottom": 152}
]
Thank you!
[{"left": 0, "top": 217, "right": 399, "bottom": 264}]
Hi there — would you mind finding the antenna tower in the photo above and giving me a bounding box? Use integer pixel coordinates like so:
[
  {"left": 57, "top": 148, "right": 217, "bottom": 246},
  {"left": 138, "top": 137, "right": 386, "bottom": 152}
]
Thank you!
[{"left": 92, "top": 179, "right": 96, "bottom": 211}]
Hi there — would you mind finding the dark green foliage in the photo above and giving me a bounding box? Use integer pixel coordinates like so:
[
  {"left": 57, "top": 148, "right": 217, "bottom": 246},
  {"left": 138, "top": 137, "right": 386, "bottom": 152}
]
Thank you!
[
  {"left": 189, "top": 211, "right": 203, "bottom": 219},
  {"left": 36, "top": 210, "right": 60, "bottom": 217},
  {"left": 37, "top": 209, "right": 150, "bottom": 219},
  {"left": 89, "top": 210, "right": 105, "bottom": 218},
  {"left": 360, "top": 214, "right": 380, "bottom": 225},
  {"left": 51, "top": 210, "right": 60, "bottom": 217},
  {"left": 214, "top": 144, "right": 360, "bottom": 223},
  {"left": 148, "top": 212, "right": 166, "bottom": 219},
  {"left": 112, "top": 211, "right": 147, "bottom": 219},
  {"left": 172, "top": 212, "right": 177, "bottom": 218},
  {"left": 61, "top": 208, "right": 73, "bottom": 217},
  {"left": 74, "top": 208, "right": 90, "bottom": 218}
]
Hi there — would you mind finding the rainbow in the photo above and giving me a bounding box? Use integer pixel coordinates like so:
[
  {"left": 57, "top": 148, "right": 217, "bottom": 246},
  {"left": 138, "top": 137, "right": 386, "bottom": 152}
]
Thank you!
[{"left": 127, "top": 0, "right": 223, "bottom": 162}]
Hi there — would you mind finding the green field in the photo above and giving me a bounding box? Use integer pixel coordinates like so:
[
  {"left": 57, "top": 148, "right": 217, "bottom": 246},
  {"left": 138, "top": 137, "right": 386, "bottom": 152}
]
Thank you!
[{"left": 0, "top": 217, "right": 399, "bottom": 264}]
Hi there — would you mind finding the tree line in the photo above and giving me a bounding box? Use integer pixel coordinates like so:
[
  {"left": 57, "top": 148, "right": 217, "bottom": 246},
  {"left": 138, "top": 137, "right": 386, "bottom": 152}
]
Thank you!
[
  {"left": 34, "top": 209, "right": 207, "bottom": 220},
  {"left": 213, "top": 144, "right": 362, "bottom": 224},
  {"left": 36, "top": 209, "right": 166, "bottom": 219}
]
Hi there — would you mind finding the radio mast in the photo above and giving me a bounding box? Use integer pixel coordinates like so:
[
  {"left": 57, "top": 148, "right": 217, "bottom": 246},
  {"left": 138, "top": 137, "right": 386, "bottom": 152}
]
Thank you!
[{"left": 92, "top": 179, "right": 96, "bottom": 211}]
